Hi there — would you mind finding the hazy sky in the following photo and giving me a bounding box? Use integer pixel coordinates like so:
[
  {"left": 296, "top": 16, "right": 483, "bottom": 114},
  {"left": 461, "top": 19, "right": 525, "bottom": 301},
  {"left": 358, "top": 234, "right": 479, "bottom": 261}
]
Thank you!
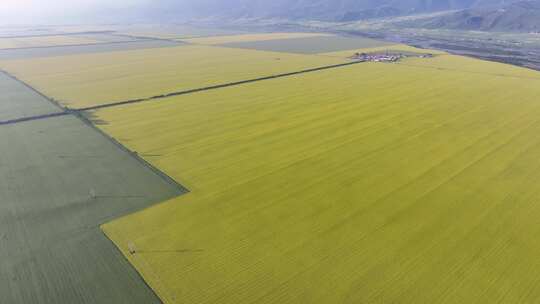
[{"left": 0, "top": 0, "right": 155, "bottom": 24}]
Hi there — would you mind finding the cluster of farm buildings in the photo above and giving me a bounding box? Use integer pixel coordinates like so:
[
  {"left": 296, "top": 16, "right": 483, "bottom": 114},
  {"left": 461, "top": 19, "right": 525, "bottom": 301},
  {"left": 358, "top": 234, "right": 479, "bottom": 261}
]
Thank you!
[{"left": 351, "top": 52, "right": 434, "bottom": 62}]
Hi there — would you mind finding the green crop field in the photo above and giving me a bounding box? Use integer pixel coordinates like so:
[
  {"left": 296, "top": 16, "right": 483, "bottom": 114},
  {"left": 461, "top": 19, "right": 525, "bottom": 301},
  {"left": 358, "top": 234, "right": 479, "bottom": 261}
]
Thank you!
[
  {"left": 92, "top": 55, "right": 540, "bottom": 304},
  {"left": 0, "top": 113, "right": 185, "bottom": 303},
  {"left": 0, "top": 71, "right": 61, "bottom": 121}
]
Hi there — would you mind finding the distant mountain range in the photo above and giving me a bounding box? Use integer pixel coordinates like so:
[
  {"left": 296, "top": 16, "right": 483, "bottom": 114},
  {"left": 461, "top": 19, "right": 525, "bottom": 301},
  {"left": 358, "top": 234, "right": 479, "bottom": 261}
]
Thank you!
[
  {"left": 170, "top": 0, "right": 523, "bottom": 20},
  {"left": 161, "top": 0, "right": 540, "bottom": 32},
  {"left": 401, "top": 0, "right": 540, "bottom": 31}
]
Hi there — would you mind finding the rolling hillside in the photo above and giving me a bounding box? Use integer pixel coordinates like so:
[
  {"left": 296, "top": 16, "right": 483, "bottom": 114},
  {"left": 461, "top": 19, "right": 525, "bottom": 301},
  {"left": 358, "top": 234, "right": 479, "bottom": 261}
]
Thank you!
[
  {"left": 143, "top": 0, "right": 539, "bottom": 32},
  {"left": 404, "top": 0, "right": 540, "bottom": 31},
  {"left": 156, "top": 0, "right": 525, "bottom": 21}
]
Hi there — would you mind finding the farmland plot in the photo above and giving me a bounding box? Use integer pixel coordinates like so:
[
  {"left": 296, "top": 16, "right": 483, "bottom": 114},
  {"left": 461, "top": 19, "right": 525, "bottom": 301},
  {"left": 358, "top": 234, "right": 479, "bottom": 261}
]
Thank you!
[
  {"left": 0, "top": 34, "right": 103, "bottom": 50},
  {"left": 184, "top": 32, "right": 332, "bottom": 45},
  {"left": 217, "top": 35, "right": 396, "bottom": 54},
  {"left": 0, "top": 114, "right": 185, "bottom": 304},
  {"left": 0, "top": 71, "right": 61, "bottom": 122},
  {"left": 0, "top": 28, "right": 60, "bottom": 38},
  {"left": 94, "top": 57, "right": 540, "bottom": 304},
  {"left": 120, "top": 25, "right": 244, "bottom": 39},
  {"left": 0, "top": 45, "right": 346, "bottom": 109},
  {"left": 0, "top": 40, "right": 182, "bottom": 60}
]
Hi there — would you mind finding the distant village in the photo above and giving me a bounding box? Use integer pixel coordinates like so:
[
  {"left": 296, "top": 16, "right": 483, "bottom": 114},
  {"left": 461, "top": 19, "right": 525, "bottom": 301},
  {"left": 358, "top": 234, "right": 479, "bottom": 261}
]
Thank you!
[{"left": 350, "top": 52, "right": 434, "bottom": 63}]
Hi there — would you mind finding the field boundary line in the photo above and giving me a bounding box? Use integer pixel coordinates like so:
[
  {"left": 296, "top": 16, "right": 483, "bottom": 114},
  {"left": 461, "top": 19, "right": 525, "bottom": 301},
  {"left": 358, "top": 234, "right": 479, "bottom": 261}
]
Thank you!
[
  {"left": 100, "top": 228, "right": 170, "bottom": 304},
  {"left": 110, "top": 33, "right": 182, "bottom": 43},
  {"left": 0, "top": 30, "right": 116, "bottom": 39},
  {"left": 0, "top": 111, "right": 69, "bottom": 125},
  {"left": 74, "top": 110, "right": 190, "bottom": 194},
  {"left": 0, "top": 38, "right": 181, "bottom": 52},
  {"left": 78, "top": 60, "right": 364, "bottom": 111},
  {"left": 0, "top": 69, "right": 67, "bottom": 111},
  {"left": 1, "top": 65, "right": 189, "bottom": 303},
  {"left": 0, "top": 69, "right": 189, "bottom": 194}
]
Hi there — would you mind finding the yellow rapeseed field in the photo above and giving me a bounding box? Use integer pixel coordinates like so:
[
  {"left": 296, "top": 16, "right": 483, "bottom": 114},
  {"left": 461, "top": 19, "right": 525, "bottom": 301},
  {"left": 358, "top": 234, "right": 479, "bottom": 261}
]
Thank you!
[
  {"left": 96, "top": 56, "right": 540, "bottom": 303},
  {"left": 184, "top": 32, "right": 333, "bottom": 45},
  {"left": 0, "top": 45, "right": 346, "bottom": 109},
  {"left": 0, "top": 35, "right": 102, "bottom": 50},
  {"left": 401, "top": 54, "right": 540, "bottom": 79}
]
